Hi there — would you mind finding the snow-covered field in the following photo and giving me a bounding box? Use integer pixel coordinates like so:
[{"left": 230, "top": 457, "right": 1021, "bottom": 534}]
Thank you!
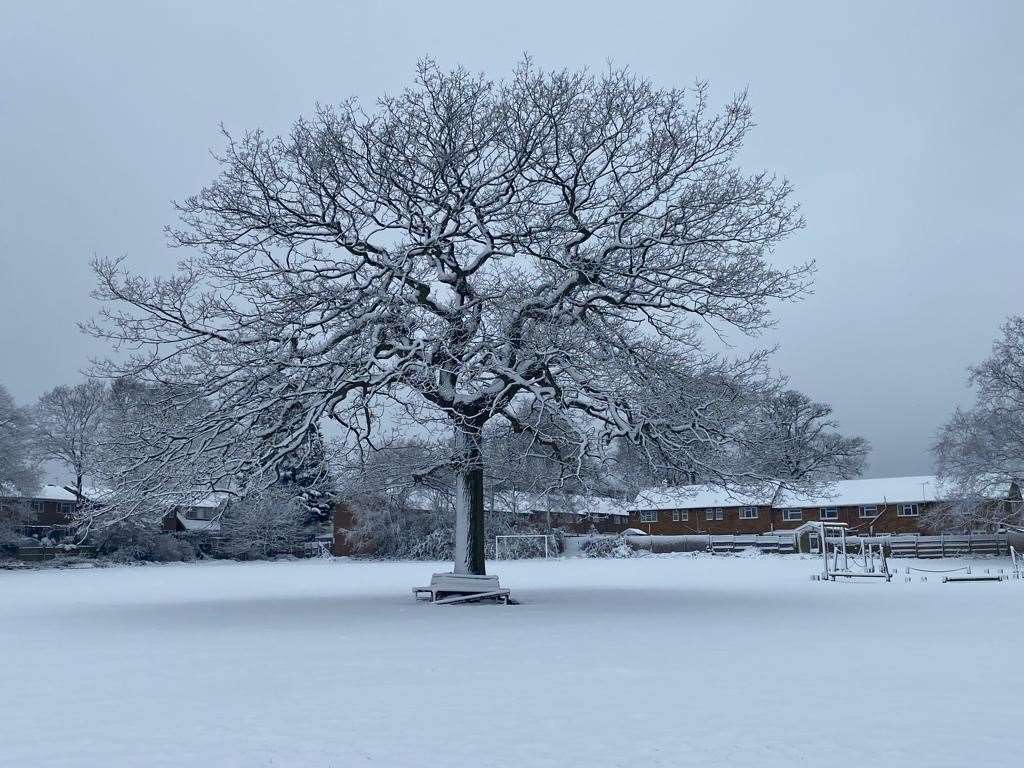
[{"left": 1, "top": 554, "right": 1020, "bottom": 768}]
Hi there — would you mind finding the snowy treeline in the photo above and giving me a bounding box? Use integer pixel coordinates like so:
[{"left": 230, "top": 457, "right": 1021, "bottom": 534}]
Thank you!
[
  {"left": 0, "top": 384, "right": 41, "bottom": 498},
  {"left": 0, "top": 376, "right": 338, "bottom": 559},
  {"left": 933, "top": 316, "right": 1024, "bottom": 530}
]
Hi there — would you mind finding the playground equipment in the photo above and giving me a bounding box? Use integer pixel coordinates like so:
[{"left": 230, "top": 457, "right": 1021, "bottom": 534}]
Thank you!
[
  {"left": 815, "top": 522, "right": 892, "bottom": 582},
  {"left": 899, "top": 563, "right": 1009, "bottom": 583}
]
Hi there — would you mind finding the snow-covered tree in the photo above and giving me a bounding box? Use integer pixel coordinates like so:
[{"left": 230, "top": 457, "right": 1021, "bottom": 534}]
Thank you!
[
  {"left": 740, "top": 389, "right": 868, "bottom": 484},
  {"left": 934, "top": 316, "right": 1024, "bottom": 528},
  {"left": 219, "top": 486, "right": 308, "bottom": 559},
  {"left": 272, "top": 419, "right": 337, "bottom": 524},
  {"left": 0, "top": 384, "right": 41, "bottom": 497},
  {"left": 87, "top": 60, "right": 819, "bottom": 576},
  {"left": 32, "top": 380, "right": 108, "bottom": 505},
  {"left": 82, "top": 378, "right": 222, "bottom": 528}
]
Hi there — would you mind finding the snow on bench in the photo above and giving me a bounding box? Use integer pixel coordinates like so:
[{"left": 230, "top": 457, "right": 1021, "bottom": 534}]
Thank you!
[{"left": 413, "top": 573, "right": 512, "bottom": 605}]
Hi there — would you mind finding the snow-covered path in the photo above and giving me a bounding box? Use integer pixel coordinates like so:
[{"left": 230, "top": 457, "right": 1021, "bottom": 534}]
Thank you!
[{"left": 1, "top": 554, "right": 1019, "bottom": 767}]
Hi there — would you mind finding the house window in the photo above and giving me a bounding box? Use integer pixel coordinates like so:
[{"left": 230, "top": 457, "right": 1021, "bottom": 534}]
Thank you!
[
  {"left": 898, "top": 503, "right": 920, "bottom": 517},
  {"left": 30, "top": 499, "right": 43, "bottom": 512},
  {"left": 859, "top": 505, "right": 878, "bottom": 519},
  {"left": 678, "top": 510, "right": 689, "bottom": 521},
  {"left": 671, "top": 510, "right": 680, "bottom": 522},
  {"left": 819, "top": 507, "right": 839, "bottom": 520},
  {"left": 56, "top": 502, "right": 73, "bottom": 516},
  {"left": 783, "top": 508, "right": 802, "bottom": 522},
  {"left": 705, "top": 508, "right": 724, "bottom": 521},
  {"left": 639, "top": 510, "right": 658, "bottom": 523},
  {"left": 740, "top": 506, "right": 758, "bottom": 519}
]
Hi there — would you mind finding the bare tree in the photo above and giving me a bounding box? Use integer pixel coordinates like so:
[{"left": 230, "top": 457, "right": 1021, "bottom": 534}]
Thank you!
[
  {"left": 32, "top": 380, "right": 108, "bottom": 505},
  {"left": 741, "top": 389, "right": 868, "bottom": 484},
  {"left": 0, "top": 384, "right": 41, "bottom": 496},
  {"left": 219, "top": 486, "right": 309, "bottom": 559},
  {"left": 934, "top": 316, "right": 1024, "bottom": 527},
  {"left": 87, "top": 60, "right": 814, "bottom": 576}
]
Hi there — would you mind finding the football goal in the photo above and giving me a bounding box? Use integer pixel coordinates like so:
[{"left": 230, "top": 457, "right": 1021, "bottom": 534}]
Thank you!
[{"left": 494, "top": 534, "right": 553, "bottom": 560}]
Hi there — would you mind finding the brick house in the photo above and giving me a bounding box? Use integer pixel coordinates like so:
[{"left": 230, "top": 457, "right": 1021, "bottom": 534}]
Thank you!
[
  {"left": 626, "top": 475, "right": 1019, "bottom": 535},
  {"left": 770, "top": 476, "right": 952, "bottom": 535},
  {"left": 159, "top": 493, "right": 226, "bottom": 534},
  {"left": 0, "top": 484, "right": 77, "bottom": 537},
  {"left": 627, "top": 485, "right": 777, "bottom": 535}
]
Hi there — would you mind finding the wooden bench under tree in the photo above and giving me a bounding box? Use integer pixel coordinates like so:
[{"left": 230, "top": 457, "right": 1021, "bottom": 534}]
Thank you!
[{"left": 413, "top": 573, "right": 512, "bottom": 605}]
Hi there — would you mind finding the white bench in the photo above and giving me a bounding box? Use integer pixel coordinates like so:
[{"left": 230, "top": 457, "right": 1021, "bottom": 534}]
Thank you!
[{"left": 413, "top": 572, "right": 512, "bottom": 605}]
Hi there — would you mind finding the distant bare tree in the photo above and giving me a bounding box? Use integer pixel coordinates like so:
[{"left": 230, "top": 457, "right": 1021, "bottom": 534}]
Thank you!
[
  {"left": 32, "top": 380, "right": 108, "bottom": 505},
  {"left": 0, "top": 384, "right": 41, "bottom": 496},
  {"left": 741, "top": 389, "right": 868, "bottom": 484},
  {"left": 87, "top": 59, "right": 815, "bottom": 576},
  {"left": 934, "top": 316, "right": 1024, "bottom": 528},
  {"left": 219, "top": 485, "right": 308, "bottom": 559}
]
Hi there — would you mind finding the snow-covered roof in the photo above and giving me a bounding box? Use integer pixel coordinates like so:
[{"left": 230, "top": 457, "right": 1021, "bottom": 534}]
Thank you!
[
  {"left": 0, "top": 484, "right": 77, "bottom": 502},
  {"left": 186, "top": 493, "right": 228, "bottom": 510},
  {"left": 73, "top": 486, "right": 116, "bottom": 503},
  {"left": 70, "top": 486, "right": 229, "bottom": 509},
  {"left": 773, "top": 476, "right": 954, "bottom": 508},
  {"left": 175, "top": 512, "right": 222, "bottom": 533},
  {"left": 630, "top": 484, "right": 777, "bottom": 512},
  {"left": 491, "top": 491, "right": 631, "bottom": 517}
]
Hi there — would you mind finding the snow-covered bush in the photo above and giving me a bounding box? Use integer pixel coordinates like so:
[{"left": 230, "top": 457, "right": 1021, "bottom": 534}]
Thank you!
[
  {"left": 218, "top": 487, "right": 309, "bottom": 559},
  {"left": 0, "top": 502, "right": 35, "bottom": 557},
  {"left": 93, "top": 521, "right": 198, "bottom": 562},
  {"left": 579, "top": 536, "right": 639, "bottom": 559}
]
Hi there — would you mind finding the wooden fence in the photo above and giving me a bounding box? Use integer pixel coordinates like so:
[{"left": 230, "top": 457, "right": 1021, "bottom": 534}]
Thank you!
[
  {"left": 15, "top": 545, "right": 98, "bottom": 562},
  {"left": 885, "top": 533, "right": 1009, "bottom": 559}
]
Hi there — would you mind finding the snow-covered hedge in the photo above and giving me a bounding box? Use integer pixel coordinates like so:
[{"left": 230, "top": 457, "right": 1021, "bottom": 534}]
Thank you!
[
  {"left": 92, "top": 522, "right": 199, "bottom": 563},
  {"left": 579, "top": 536, "right": 639, "bottom": 559}
]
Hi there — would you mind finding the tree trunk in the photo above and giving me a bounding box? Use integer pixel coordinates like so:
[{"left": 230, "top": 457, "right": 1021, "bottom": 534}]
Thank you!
[{"left": 453, "top": 421, "right": 486, "bottom": 575}]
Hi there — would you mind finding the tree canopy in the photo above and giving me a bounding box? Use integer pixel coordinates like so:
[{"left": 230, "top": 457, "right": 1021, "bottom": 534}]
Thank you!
[{"left": 87, "top": 60, "right": 846, "bottom": 574}]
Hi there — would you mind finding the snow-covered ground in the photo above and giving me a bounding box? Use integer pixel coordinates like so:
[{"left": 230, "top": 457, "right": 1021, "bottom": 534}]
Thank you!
[{"left": 1, "top": 554, "right": 1020, "bottom": 767}]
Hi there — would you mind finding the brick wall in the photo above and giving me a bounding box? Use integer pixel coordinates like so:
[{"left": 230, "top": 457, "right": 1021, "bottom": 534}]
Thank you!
[
  {"left": 628, "top": 502, "right": 938, "bottom": 535},
  {"left": 628, "top": 505, "right": 774, "bottom": 535}
]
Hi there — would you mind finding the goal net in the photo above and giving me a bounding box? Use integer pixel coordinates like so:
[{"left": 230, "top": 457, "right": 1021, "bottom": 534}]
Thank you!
[{"left": 494, "top": 534, "right": 553, "bottom": 560}]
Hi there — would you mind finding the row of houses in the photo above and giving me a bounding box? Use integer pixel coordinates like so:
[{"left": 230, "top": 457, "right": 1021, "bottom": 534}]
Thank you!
[
  {"left": 8, "top": 473, "right": 1021, "bottom": 556},
  {"left": 623, "top": 475, "right": 1008, "bottom": 536},
  {"left": 0, "top": 483, "right": 224, "bottom": 541},
  {"left": 329, "top": 474, "right": 1022, "bottom": 555}
]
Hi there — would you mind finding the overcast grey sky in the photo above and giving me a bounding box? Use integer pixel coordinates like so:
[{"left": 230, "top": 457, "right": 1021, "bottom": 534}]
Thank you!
[{"left": 1, "top": 1, "right": 1021, "bottom": 476}]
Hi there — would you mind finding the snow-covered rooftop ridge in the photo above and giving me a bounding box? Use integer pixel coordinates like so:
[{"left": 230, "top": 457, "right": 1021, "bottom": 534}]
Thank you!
[
  {"left": 73, "top": 486, "right": 228, "bottom": 508},
  {"left": 632, "top": 474, "right": 1014, "bottom": 512},
  {"left": 371, "top": 486, "right": 631, "bottom": 517},
  {"left": 175, "top": 512, "right": 222, "bottom": 533},
  {"left": 630, "top": 483, "right": 777, "bottom": 511},
  {"left": 0, "top": 483, "right": 78, "bottom": 502},
  {"left": 774, "top": 475, "right": 953, "bottom": 507},
  {"left": 491, "top": 491, "right": 631, "bottom": 517}
]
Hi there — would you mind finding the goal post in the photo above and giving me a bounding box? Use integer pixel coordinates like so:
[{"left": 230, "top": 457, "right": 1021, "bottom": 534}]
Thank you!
[{"left": 494, "top": 534, "right": 553, "bottom": 560}]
